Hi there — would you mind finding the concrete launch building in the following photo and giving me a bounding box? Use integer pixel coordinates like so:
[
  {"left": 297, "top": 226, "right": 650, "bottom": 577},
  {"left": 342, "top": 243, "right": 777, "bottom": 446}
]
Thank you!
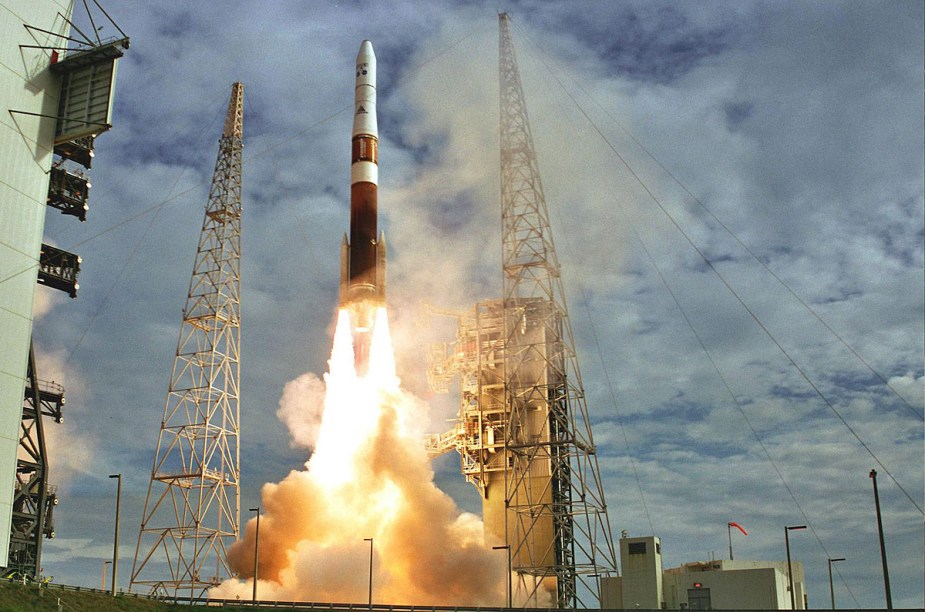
[
  {"left": 0, "top": 0, "right": 126, "bottom": 579},
  {"left": 0, "top": 2, "right": 67, "bottom": 570}
]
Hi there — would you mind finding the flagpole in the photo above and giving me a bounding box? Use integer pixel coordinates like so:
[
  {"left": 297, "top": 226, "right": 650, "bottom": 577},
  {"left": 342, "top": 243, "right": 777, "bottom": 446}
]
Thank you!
[
  {"left": 728, "top": 523, "right": 734, "bottom": 560},
  {"left": 728, "top": 522, "right": 747, "bottom": 560}
]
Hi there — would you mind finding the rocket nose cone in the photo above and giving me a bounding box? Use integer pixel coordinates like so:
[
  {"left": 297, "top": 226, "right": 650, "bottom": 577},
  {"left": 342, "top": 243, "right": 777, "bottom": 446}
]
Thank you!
[{"left": 357, "top": 40, "right": 375, "bottom": 62}]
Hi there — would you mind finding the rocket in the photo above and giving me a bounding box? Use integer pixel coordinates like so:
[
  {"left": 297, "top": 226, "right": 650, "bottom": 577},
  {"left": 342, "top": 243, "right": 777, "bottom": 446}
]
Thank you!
[{"left": 340, "top": 40, "right": 385, "bottom": 368}]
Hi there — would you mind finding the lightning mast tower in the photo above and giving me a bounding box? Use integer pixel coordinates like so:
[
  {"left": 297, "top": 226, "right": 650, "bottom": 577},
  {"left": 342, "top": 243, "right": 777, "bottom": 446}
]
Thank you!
[
  {"left": 130, "top": 83, "right": 243, "bottom": 598},
  {"left": 498, "top": 13, "right": 616, "bottom": 607}
]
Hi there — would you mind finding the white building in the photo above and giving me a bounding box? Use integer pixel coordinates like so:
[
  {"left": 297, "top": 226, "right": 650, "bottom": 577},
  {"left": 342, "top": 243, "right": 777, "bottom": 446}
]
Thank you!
[
  {"left": 1, "top": 0, "right": 125, "bottom": 576},
  {"left": 664, "top": 559, "right": 806, "bottom": 610},
  {"left": 0, "top": 0, "right": 74, "bottom": 567},
  {"left": 602, "top": 535, "right": 807, "bottom": 610}
]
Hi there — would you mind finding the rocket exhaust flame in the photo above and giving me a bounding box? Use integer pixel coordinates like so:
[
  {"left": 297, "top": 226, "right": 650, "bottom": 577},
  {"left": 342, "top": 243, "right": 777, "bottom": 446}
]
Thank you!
[{"left": 213, "top": 306, "right": 506, "bottom": 605}]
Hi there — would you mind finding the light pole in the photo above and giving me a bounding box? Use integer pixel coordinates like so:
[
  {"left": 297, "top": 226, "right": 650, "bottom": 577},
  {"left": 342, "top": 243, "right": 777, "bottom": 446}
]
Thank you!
[
  {"left": 364, "top": 538, "right": 373, "bottom": 608},
  {"left": 827, "top": 557, "right": 845, "bottom": 609},
  {"left": 249, "top": 507, "right": 260, "bottom": 602},
  {"left": 785, "top": 525, "right": 806, "bottom": 610},
  {"left": 869, "top": 469, "right": 892, "bottom": 609},
  {"left": 492, "top": 544, "right": 512, "bottom": 608},
  {"left": 101, "top": 560, "right": 111, "bottom": 590},
  {"left": 108, "top": 474, "right": 121, "bottom": 596}
]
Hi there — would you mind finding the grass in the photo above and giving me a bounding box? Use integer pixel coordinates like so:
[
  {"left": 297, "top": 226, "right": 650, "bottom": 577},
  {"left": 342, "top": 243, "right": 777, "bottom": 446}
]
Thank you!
[{"left": 0, "top": 580, "right": 189, "bottom": 611}]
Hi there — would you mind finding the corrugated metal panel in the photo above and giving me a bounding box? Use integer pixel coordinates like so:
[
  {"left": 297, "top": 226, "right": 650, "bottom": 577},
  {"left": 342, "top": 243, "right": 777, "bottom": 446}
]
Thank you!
[{"left": 55, "top": 58, "right": 117, "bottom": 142}]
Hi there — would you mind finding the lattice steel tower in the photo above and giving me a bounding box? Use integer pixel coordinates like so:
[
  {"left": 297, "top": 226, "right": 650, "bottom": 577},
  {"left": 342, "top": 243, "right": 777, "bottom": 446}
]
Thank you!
[
  {"left": 130, "top": 82, "right": 243, "bottom": 598},
  {"left": 498, "top": 13, "right": 616, "bottom": 607}
]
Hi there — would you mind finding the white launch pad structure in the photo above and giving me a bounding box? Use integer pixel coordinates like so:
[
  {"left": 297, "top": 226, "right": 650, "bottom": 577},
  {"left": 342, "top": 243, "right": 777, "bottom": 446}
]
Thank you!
[{"left": 427, "top": 14, "right": 617, "bottom": 609}]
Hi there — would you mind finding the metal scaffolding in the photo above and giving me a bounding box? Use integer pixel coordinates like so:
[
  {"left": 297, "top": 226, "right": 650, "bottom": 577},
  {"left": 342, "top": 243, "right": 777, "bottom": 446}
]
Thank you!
[
  {"left": 426, "top": 301, "right": 508, "bottom": 494},
  {"left": 6, "top": 344, "right": 62, "bottom": 580},
  {"left": 130, "top": 82, "right": 243, "bottom": 598},
  {"left": 497, "top": 12, "right": 616, "bottom": 607},
  {"left": 426, "top": 15, "right": 617, "bottom": 608}
]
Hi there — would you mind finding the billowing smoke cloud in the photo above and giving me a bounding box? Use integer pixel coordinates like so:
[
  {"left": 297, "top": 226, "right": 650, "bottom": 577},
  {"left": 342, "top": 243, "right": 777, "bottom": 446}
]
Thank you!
[
  {"left": 32, "top": 285, "right": 63, "bottom": 320},
  {"left": 32, "top": 347, "right": 95, "bottom": 486},
  {"left": 213, "top": 310, "right": 506, "bottom": 605},
  {"left": 377, "top": 15, "right": 638, "bottom": 408},
  {"left": 31, "top": 289, "right": 96, "bottom": 487},
  {"left": 377, "top": 22, "right": 502, "bottom": 407},
  {"left": 276, "top": 372, "right": 326, "bottom": 449}
]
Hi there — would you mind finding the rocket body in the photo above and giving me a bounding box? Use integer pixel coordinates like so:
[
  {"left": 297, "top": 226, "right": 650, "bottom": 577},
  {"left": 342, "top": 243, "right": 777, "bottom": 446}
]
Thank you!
[{"left": 340, "top": 40, "right": 385, "bottom": 370}]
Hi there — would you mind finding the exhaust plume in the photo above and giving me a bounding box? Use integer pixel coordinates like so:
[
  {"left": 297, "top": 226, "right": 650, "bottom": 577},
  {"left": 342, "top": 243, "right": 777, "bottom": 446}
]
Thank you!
[{"left": 213, "top": 308, "right": 506, "bottom": 605}]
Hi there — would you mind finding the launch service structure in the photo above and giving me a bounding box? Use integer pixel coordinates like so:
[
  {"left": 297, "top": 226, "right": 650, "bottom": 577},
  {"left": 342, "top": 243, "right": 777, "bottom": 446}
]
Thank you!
[
  {"left": 341, "top": 40, "right": 387, "bottom": 370},
  {"left": 427, "top": 14, "right": 617, "bottom": 608},
  {"left": 130, "top": 83, "right": 244, "bottom": 598},
  {"left": 2, "top": 1, "right": 128, "bottom": 580}
]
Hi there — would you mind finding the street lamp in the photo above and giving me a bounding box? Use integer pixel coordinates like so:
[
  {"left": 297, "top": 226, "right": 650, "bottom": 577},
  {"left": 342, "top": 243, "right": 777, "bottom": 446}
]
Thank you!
[
  {"left": 785, "top": 525, "right": 806, "bottom": 610},
  {"left": 492, "top": 545, "right": 512, "bottom": 608},
  {"left": 249, "top": 507, "right": 260, "bottom": 602},
  {"left": 108, "top": 474, "right": 121, "bottom": 596},
  {"left": 827, "top": 557, "right": 845, "bottom": 609},
  {"left": 363, "top": 538, "right": 373, "bottom": 608},
  {"left": 101, "top": 560, "right": 112, "bottom": 590}
]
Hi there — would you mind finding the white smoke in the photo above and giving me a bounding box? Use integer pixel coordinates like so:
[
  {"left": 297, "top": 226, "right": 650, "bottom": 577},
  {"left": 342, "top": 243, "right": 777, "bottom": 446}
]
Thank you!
[{"left": 276, "top": 372, "right": 326, "bottom": 449}]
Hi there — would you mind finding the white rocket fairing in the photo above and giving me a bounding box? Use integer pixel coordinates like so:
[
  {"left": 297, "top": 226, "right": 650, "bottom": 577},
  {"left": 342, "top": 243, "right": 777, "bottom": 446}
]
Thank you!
[{"left": 340, "top": 40, "right": 386, "bottom": 369}]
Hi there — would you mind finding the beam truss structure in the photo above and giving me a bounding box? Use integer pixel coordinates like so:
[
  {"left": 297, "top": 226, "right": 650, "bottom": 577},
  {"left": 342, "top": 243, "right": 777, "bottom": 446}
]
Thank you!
[
  {"left": 498, "top": 13, "right": 617, "bottom": 607},
  {"left": 6, "top": 344, "right": 62, "bottom": 580},
  {"left": 130, "top": 82, "right": 243, "bottom": 598}
]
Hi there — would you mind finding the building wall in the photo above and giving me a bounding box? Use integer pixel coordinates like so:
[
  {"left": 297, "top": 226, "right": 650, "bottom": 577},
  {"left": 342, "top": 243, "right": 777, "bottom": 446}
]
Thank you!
[
  {"left": 663, "top": 560, "right": 806, "bottom": 610},
  {"left": 620, "top": 535, "right": 664, "bottom": 609},
  {"left": 0, "top": 0, "right": 72, "bottom": 563},
  {"left": 600, "top": 575, "right": 621, "bottom": 609}
]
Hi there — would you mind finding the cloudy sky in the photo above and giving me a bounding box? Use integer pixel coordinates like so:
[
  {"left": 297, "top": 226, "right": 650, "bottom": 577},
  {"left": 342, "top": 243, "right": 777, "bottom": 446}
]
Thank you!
[{"left": 32, "top": 0, "right": 922, "bottom": 607}]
